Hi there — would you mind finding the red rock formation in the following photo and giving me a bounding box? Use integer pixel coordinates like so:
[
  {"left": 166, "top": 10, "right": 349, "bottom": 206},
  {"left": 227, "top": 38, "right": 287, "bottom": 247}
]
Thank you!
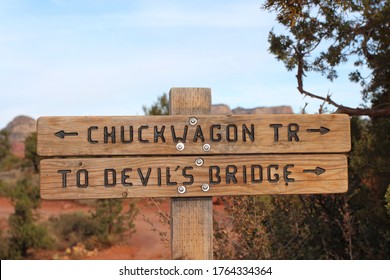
[
  {"left": 4, "top": 115, "right": 36, "bottom": 158},
  {"left": 211, "top": 104, "right": 293, "bottom": 115}
]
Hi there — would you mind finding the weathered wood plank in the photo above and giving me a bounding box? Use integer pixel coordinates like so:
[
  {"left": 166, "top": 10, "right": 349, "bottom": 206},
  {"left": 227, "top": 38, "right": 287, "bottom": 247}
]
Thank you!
[
  {"left": 37, "top": 114, "right": 351, "bottom": 156},
  {"left": 169, "top": 87, "right": 213, "bottom": 260},
  {"left": 40, "top": 154, "right": 348, "bottom": 199}
]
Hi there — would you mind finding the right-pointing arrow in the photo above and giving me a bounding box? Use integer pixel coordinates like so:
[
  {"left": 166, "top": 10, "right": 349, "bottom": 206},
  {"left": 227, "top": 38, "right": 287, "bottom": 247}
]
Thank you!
[
  {"left": 303, "top": 167, "right": 326, "bottom": 175},
  {"left": 306, "top": 126, "right": 330, "bottom": 135}
]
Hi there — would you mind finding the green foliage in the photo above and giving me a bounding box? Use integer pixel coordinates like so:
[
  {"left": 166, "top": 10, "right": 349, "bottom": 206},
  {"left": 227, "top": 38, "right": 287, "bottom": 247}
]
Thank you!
[
  {"left": 0, "top": 227, "right": 9, "bottom": 259},
  {"left": 9, "top": 176, "right": 40, "bottom": 208},
  {"left": 0, "top": 130, "right": 11, "bottom": 160},
  {"left": 7, "top": 176, "right": 53, "bottom": 259},
  {"left": 214, "top": 116, "right": 390, "bottom": 259},
  {"left": 24, "top": 133, "right": 39, "bottom": 173},
  {"left": 91, "top": 199, "right": 138, "bottom": 245},
  {"left": 262, "top": 0, "right": 390, "bottom": 104},
  {"left": 385, "top": 186, "right": 390, "bottom": 216},
  {"left": 0, "top": 119, "right": 139, "bottom": 259},
  {"left": 0, "top": 180, "right": 12, "bottom": 197},
  {"left": 0, "top": 130, "right": 21, "bottom": 171},
  {"left": 268, "top": 195, "right": 354, "bottom": 259},
  {"left": 214, "top": 0, "right": 390, "bottom": 261},
  {"left": 48, "top": 212, "right": 99, "bottom": 251},
  {"left": 1, "top": 172, "right": 52, "bottom": 259},
  {"left": 143, "top": 93, "right": 169, "bottom": 116},
  {"left": 213, "top": 216, "right": 233, "bottom": 260},
  {"left": 0, "top": 156, "right": 21, "bottom": 172},
  {"left": 47, "top": 199, "right": 138, "bottom": 250},
  {"left": 225, "top": 196, "right": 271, "bottom": 259}
]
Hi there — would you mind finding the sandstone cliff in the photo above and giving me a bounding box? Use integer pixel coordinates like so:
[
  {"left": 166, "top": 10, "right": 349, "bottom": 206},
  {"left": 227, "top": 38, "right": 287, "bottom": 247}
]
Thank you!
[
  {"left": 4, "top": 115, "right": 36, "bottom": 158},
  {"left": 211, "top": 104, "right": 293, "bottom": 115}
]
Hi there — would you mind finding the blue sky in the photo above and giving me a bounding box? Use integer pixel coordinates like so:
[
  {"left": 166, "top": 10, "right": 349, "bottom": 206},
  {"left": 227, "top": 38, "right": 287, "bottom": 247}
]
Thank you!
[{"left": 0, "top": 0, "right": 365, "bottom": 129}]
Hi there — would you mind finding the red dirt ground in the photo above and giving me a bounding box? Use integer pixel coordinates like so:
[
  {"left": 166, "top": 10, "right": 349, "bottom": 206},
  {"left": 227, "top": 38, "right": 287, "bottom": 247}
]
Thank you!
[{"left": 0, "top": 197, "right": 171, "bottom": 260}]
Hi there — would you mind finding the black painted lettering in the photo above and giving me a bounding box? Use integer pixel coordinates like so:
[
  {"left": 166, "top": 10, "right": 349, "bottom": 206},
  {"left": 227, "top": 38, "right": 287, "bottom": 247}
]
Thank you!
[
  {"left": 251, "top": 165, "right": 263, "bottom": 183},
  {"left": 210, "top": 125, "right": 222, "bottom": 142},
  {"left": 267, "top": 165, "right": 279, "bottom": 183},
  {"left": 104, "top": 169, "right": 116, "bottom": 187},
  {"left": 288, "top": 123, "right": 300, "bottom": 141},
  {"left": 121, "top": 126, "right": 133, "bottom": 143},
  {"left": 166, "top": 167, "right": 177, "bottom": 186},
  {"left": 154, "top": 126, "right": 166, "bottom": 143},
  {"left": 76, "top": 169, "right": 89, "bottom": 188},
  {"left": 88, "top": 126, "right": 98, "bottom": 144},
  {"left": 243, "top": 165, "right": 247, "bottom": 183},
  {"left": 171, "top": 125, "right": 188, "bottom": 143},
  {"left": 138, "top": 126, "right": 149, "bottom": 143},
  {"left": 209, "top": 166, "right": 221, "bottom": 185},
  {"left": 226, "top": 124, "right": 238, "bottom": 142},
  {"left": 242, "top": 124, "right": 255, "bottom": 142},
  {"left": 182, "top": 166, "right": 194, "bottom": 185},
  {"left": 270, "top": 124, "right": 282, "bottom": 142},
  {"left": 193, "top": 125, "right": 205, "bottom": 142},
  {"left": 283, "top": 164, "right": 295, "bottom": 184},
  {"left": 157, "top": 168, "right": 162, "bottom": 186},
  {"left": 104, "top": 126, "right": 116, "bottom": 144},
  {"left": 58, "top": 170, "right": 71, "bottom": 188},
  {"left": 121, "top": 168, "right": 133, "bottom": 187},
  {"left": 226, "top": 165, "right": 238, "bottom": 184},
  {"left": 137, "top": 168, "right": 151, "bottom": 186}
]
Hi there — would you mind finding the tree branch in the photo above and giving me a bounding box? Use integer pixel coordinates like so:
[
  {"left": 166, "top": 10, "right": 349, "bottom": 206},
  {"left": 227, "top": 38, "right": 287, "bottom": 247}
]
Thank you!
[{"left": 295, "top": 49, "right": 390, "bottom": 117}]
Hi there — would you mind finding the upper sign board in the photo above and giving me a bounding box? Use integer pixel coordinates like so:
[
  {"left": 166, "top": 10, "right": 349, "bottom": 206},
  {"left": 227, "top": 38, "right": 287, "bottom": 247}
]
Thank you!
[
  {"left": 37, "top": 114, "right": 351, "bottom": 156},
  {"left": 40, "top": 154, "right": 348, "bottom": 199}
]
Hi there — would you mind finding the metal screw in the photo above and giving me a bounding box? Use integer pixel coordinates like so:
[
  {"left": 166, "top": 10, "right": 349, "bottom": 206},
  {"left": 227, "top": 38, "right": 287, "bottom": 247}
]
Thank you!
[
  {"left": 195, "top": 158, "right": 204, "bottom": 166},
  {"left": 201, "top": 184, "right": 210, "bottom": 192},
  {"left": 202, "top": 143, "right": 211, "bottom": 152},
  {"left": 189, "top": 117, "right": 198, "bottom": 126},
  {"left": 176, "top": 142, "right": 185, "bottom": 151},
  {"left": 177, "top": 186, "right": 186, "bottom": 194}
]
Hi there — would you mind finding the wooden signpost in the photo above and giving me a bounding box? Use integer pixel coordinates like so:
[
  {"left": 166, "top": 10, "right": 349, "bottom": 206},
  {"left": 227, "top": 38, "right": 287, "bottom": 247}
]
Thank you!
[{"left": 37, "top": 87, "right": 351, "bottom": 260}]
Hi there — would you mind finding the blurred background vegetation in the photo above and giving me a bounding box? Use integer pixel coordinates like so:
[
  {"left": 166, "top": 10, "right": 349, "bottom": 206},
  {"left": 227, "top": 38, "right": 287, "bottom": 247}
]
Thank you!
[{"left": 0, "top": 130, "right": 138, "bottom": 259}]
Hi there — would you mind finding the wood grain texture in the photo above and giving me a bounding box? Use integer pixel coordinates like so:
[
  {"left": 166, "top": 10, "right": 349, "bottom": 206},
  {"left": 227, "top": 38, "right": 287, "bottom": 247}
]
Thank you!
[
  {"left": 37, "top": 114, "right": 351, "bottom": 156},
  {"left": 169, "top": 88, "right": 213, "bottom": 260},
  {"left": 39, "top": 154, "right": 348, "bottom": 199}
]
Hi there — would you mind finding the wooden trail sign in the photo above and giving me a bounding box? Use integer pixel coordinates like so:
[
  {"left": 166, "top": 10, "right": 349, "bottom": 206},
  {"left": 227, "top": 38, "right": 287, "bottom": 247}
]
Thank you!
[
  {"left": 37, "top": 114, "right": 351, "bottom": 156},
  {"left": 37, "top": 87, "right": 351, "bottom": 260},
  {"left": 40, "top": 154, "right": 348, "bottom": 200}
]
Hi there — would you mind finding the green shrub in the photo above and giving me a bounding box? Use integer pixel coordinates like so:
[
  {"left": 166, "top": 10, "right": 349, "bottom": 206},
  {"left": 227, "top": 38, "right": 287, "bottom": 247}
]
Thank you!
[
  {"left": 48, "top": 212, "right": 99, "bottom": 250},
  {"left": 92, "top": 199, "right": 138, "bottom": 245},
  {"left": 0, "top": 180, "right": 12, "bottom": 197},
  {"left": 385, "top": 186, "right": 390, "bottom": 216},
  {"left": 48, "top": 200, "right": 138, "bottom": 250},
  {"left": 0, "top": 228, "right": 9, "bottom": 259},
  {"left": 7, "top": 177, "right": 53, "bottom": 259}
]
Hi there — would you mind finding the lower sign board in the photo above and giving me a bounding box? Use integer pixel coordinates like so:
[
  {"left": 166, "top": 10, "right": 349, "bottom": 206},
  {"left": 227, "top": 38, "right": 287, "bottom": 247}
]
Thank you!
[{"left": 40, "top": 154, "right": 347, "bottom": 199}]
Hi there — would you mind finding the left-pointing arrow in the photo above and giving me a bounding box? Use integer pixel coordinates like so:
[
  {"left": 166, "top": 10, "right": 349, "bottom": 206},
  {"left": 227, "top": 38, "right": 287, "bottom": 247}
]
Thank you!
[{"left": 54, "top": 130, "right": 79, "bottom": 139}]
